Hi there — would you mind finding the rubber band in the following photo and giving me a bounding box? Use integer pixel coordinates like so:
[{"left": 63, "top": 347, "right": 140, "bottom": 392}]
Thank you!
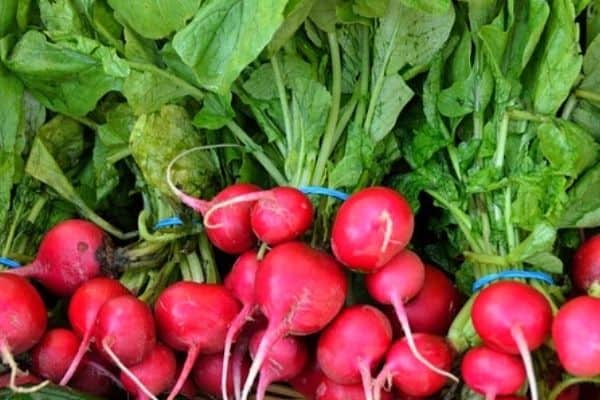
[
  {"left": 0, "top": 257, "right": 21, "bottom": 269},
  {"left": 298, "top": 186, "right": 349, "bottom": 201},
  {"left": 472, "top": 270, "right": 555, "bottom": 292},
  {"left": 153, "top": 216, "right": 184, "bottom": 230}
]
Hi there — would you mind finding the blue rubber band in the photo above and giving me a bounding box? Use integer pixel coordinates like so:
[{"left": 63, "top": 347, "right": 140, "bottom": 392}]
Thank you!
[
  {"left": 472, "top": 270, "right": 555, "bottom": 292},
  {"left": 154, "top": 216, "right": 184, "bottom": 230},
  {"left": 0, "top": 257, "right": 21, "bottom": 269},
  {"left": 299, "top": 186, "right": 349, "bottom": 201}
]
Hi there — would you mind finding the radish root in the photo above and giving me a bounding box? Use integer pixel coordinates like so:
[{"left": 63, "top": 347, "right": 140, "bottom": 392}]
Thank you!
[
  {"left": 1, "top": 344, "right": 49, "bottom": 393},
  {"left": 379, "top": 211, "right": 393, "bottom": 254},
  {"left": 203, "top": 192, "right": 270, "bottom": 229},
  {"left": 372, "top": 368, "right": 389, "bottom": 400},
  {"left": 60, "top": 330, "right": 92, "bottom": 385},
  {"left": 511, "top": 326, "right": 538, "bottom": 400},
  {"left": 240, "top": 326, "right": 283, "bottom": 400},
  {"left": 167, "top": 345, "right": 200, "bottom": 400},
  {"left": 358, "top": 362, "right": 374, "bottom": 400},
  {"left": 221, "top": 305, "right": 254, "bottom": 400}
]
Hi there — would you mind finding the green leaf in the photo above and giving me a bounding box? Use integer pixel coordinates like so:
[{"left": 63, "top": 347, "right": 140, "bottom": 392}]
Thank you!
[
  {"left": 353, "top": 0, "right": 390, "bottom": 17},
  {"left": 243, "top": 64, "right": 278, "bottom": 100},
  {"left": 438, "top": 67, "right": 494, "bottom": 118},
  {"left": 4, "top": 31, "right": 127, "bottom": 116},
  {"left": 123, "top": 25, "right": 161, "bottom": 64},
  {"left": 39, "top": 0, "right": 89, "bottom": 39},
  {"left": 107, "top": 0, "right": 202, "bottom": 39},
  {"left": 193, "top": 92, "right": 235, "bottom": 130},
  {"left": 36, "top": 115, "right": 84, "bottom": 170},
  {"left": 0, "top": 0, "right": 17, "bottom": 37},
  {"left": 369, "top": 74, "right": 413, "bottom": 141},
  {"left": 173, "top": 0, "right": 288, "bottom": 95},
  {"left": 268, "top": 0, "right": 318, "bottom": 56},
  {"left": 524, "top": 251, "right": 563, "bottom": 273},
  {"left": 572, "top": 100, "right": 600, "bottom": 140},
  {"left": 580, "top": 34, "right": 600, "bottom": 94},
  {"left": 309, "top": 0, "right": 337, "bottom": 32},
  {"left": 123, "top": 70, "right": 191, "bottom": 115},
  {"left": 329, "top": 122, "right": 372, "bottom": 188},
  {"left": 559, "top": 163, "right": 600, "bottom": 228},
  {"left": 399, "top": 0, "right": 450, "bottom": 14},
  {"left": 508, "top": 222, "right": 557, "bottom": 263}
]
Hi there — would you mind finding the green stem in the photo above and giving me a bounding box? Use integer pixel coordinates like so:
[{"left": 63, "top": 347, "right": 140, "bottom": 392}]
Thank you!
[
  {"left": 504, "top": 187, "right": 516, "bottom": 250},
  {"left": 271, "top": 54, "right": 293, "bottom": 157},
  {"left": 575, "top": 89, "right": 600, "bottom": 103},
  {"left": 257, "top": 242, "right": 269, "bottom": 260},
  {"left": 354, "top": 26, "right": 370, "bottom": 127},
  {"left": 199, "top": 232, "right": 218, "bottom": 284},
  {"left": 561, "top": 94, "right": 578, "bottom": 120},
  {"left": 507, "top": 109, "right": 551, "bottom": 123},
  {"left": 311, "top": 32, "right": 342, "bottom": 186},
  {"left": 186, "top": 251, "right": 204, "bottom": 283},
  {"left": 27, "top": 196, "right": 47, "bottom": 223},
  {"left": 68, "top": 115, "right": 99, "bottom": 131},
  {"left": 493, "top": 113, "right": 509, "bottom": 169},
  {"left": 2, "top": 203, "right": 23, "bottom": 256},
  {"left": 128, "top": 61, "right": 204, "bottom": 100},
  {"left": 106, "top": 147, "right": 131, "bottom": 164},
  {"left": 463, "top": 251, "right": 509, "bottom": 266},
  {"left": 548, "top": 377, "right": 600, "bottom": 400}
]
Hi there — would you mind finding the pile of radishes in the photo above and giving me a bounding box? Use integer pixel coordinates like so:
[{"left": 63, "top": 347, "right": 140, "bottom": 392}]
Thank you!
[{"left": 2, "top": 185, "right": 600, "bottom": 400}]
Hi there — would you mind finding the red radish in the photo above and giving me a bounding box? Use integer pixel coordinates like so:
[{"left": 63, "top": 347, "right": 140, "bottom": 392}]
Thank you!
[
  {"left": 240, "top": 241, "right": 347, "bottom": 400},
  {"left": 331, "top": 187, "right": 414, "bottom": 272},
  {"left": 31, "top": 328, "right": 79, "bottom": 383},
  {"left": 556, "top": 385, "right": 580, "bottom": 400},
  {"left": 93, "top": 294, "right": 157, "bottom": 400},
  {"left": 221, "top": 250, "right": 260, "bottom": 400},
  {"left": 365, "top": 250, "right": 455, "bottom": 381},
  {"left": 572, "top": 234, "right": 600, "bottom": 294},
  {"left": 0, "top": 273, "right": 48, "bottom": 393},
  {"left": 60, "top": 277, "right": 130, "bottom": 385},
  {"left": 373, "top": 334, "right": 453, "bottom": 400},
  {"left": 461, "top": 346, "right": 526, "bottom": 400},
  {"left": 317, "top": 305, "right": 392, "bottom": 400},
  {"left": 178, "top": 376, "right": 199, "bottom": 400},
  {"left": 121, "top": 343, "right": 177, "bottom": 400},
  {"left": 249, "top": 329, "right": 309, "bottom": 400},
  {"left": 472, "top": 281, "right": 552, "bottom": 400},
  {"left": 405, "top": 264, "right": 462, "bottom": 335},
  {"left": 154, "top": 282, "right": 241, "bottom": 400},
  {"left": 0, "top": 373, "right": 42, "bottom": 389},
  {"left": 70, "top": 354, "right": 121, "bottom": 397},
  {"left": 552, "top": 296, "right": 600, "bottom": 377},
  {"left": 7, "top": 219, "right": 111, "bottom": 296},
  {"left": 316, "top": 376, "right": 393, "bottom": 400},
  {"left": 193, "top": 352, "right": 250, "bottom": 398},
  {"left": 290, "top": 361, "right": 326, "bottom": 400}
]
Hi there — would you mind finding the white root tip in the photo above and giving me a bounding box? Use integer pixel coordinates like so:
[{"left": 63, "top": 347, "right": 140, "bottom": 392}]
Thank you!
[{"left": 511, "top": 326, "right": 538, "bottom": 400}]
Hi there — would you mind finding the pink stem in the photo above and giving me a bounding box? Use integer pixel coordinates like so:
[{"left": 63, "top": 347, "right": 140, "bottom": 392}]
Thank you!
[
  {"left": 167, "top": 345, "right": 201, "bottom": 400},
  {"left": 60, "top": 329, "right": 92, "bottom": 385},
  {"left": 4, "top": 261, "right": 40, "bottom": 278},
  {"left": 358, "top": 362, "right": 374, "bottom": 400},
  {"left": 232, "top": 334, "right": 250, "bottom": 400},
  {"left": 222, "top": 305, "right": 254, "bottom": 400},
  {"left": 511, "top": 326, "right": 538, "bottom": 400},
  {"left": 255, "top": 374, "right": 271, "bottom": 400},
  {"left": 392, "top": 297, "right": 459, "bottom": 382},
  {"left": 371, "top": 367, "right": 389, "bottom": 400}
]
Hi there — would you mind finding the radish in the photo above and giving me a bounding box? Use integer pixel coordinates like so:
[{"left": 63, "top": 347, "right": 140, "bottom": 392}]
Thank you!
[
  {"left": 316, "top": 376, "right": 393, "bottom": 400},
  {"left": 373, "top": 334, "right": 453, "bottom": 400},
  {"left": 405, "top": 264, "right": 462, "bottom": 335},
  {"left": 240, "top": 241, "right": 347, "bottom": 400},
  {"left": 120, "top": 343, "right": 177, "bottom": 400},
  {"left": 290, "top": 361, "right": 325, "bottom": 400},
  {"left": 552, "top": 296, "right": 600, "bottom": 377},
  {"left": 154, "top": 282, "right": 241, "bottom": 400},
  {"left": 472, "top": 281, "right": 552, "bottom": 400},
  {"left": 7, "top": 219, "right": 111, "bottom": 296},
  {"left": 317, "top": 305, "right": 392, "bottom": 400},
  {"left": 249, "top": 329, "right": 309, "bottom": 400},
  {"left": 0, "top": 273, "right": 48, "bottom": 393},
  {"left": 221, "top": 250, "right": 260, "bottom": 400},
  {"left": 70, "top": 354, "right": 121, "bottom": 397},
  {"left": 571, "top": 234, "right": 600, "bottom": 294},
  {"left": 461, "top": 345, "right": 526, "bottom": 400},
  {"left": 31, "top": 328, "right": 80, "bottom": 383},
  {"left": 60, "top": 277, "right": 130, "bottom": 385},
  {"left": 0, "top": 373, "right": 42, "bottom": 389},
  {"left": 93, "top": 294, "right": 157, "bottom": 400},
  {"left": 555, "top": 385, "right": 580, "bottom": 400},
  {"left": 365, "top": 250, "right": 456, "bottom": 381},
  {"left": 193, "top": 352, "right": 250, "bottom": 398},
  {"left": 330, "top": 187, "right": 414, "bottom": 272}
]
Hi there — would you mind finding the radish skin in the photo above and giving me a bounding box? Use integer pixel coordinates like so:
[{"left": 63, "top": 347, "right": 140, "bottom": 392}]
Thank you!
[
  {"left": 193, "top": 352, "right": 250, "bottom": 398},
  {"left": 31, "top": 329, "right": 80, "bottom": 383},
  {"left": 120, "top": 344, "right": 177, "bottom": 400},
  {"left": 572, "top": 234, "right": 600, "bottom": 294}
]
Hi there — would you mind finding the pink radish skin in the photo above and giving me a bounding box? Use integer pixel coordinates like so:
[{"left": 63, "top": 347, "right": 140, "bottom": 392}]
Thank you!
[
  {"left": 0, "top": 373, "right": 42, "bottom": 389},
  {"left": 552, "top": 296, "right": 600, "bottom": 377},
  {"left": 61, "top": 277, "right": 130, "bottom": 385},
  {"left": 572, "top": 234, "right": 600, "bottom": 294},
  {"left": 120, "top": 344, "right": 177, "bottom": 400},
  {"left": 93, "top": 295, "right": 157, "bottom": 400},
  {"left": 365, "top": 250, "right": 456, "bottom": 382},
  {"left": 70, "top": 354, "right": 121, "bottom": 397},
  {"left": 331, "top": 187, "right": 414, "bottom": 272},
  {"left": 461, "top": 346, "right": 526, "bottom": 400},
  {"left": 316, "top": 377, "right": 393, "bottom": 400},
  {"left": 240, "top": 241, "right": 347, "bottom": 400},
  {"left": 31, "top": 328, "right": 80, "bottom": 383},
  {"left": 374, "top": 334, "right": 453, "bottom": 399},
  {"left": 472, "top": 281, "right": 552, "bottom": 400},
  {"left": 404, "top": 264, "right": 462, "bottom": 335},
  {"left": 290, "top": 361, "right": 325, "bottom": 400},
  {"left": 249, "top": 329, "right": 309, "bottom": 400},
  {"left": 154, "top": 282, "right": 241, "bottom": 400},
  {"left": 221, "top": 250, "right": 260, "bottom": 400},
  {"left": 193, "top": 352, "right": 250, "bottom": 398},
  {"left": 0, "top": 273, "right": 48, "bottom": 393},
  {"left": 7, "top": 219, "right": 111, "bottom": 296},
  {"left": 317, "top": 305, "right": 392, "bottom": 400}
]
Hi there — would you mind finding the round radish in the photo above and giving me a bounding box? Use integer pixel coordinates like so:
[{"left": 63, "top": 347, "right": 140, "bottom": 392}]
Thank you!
[
  {"left": 221, "top": 250, "right": 260, "bottom": 400},
  {"left": 552, "top": 296, "right": 600, "bottom": 377},
  {"left": 365, "top": 250, "right": 455, "bottom": 381},
  {"left": 249, "top": 329, "right": 309, "bottom": 400},
  {"left": 93, "top": 294, "right": 157, "bottom": 400},
  {"left": 290, "top": 361, "right": 325, "bottom": 400},
  {"left": 405, "top": 264, "right": 462, "bottom": 335},
  {"left": 316, "top": 376, "right": 393, "bottom": 400},
  {"left": 31, "top": 328, "right": 79, "bottom": 383},
  {"left": 374, "top": 334, "right": 453, "bottom": 400},
  {"left": 7, "top": 219, "right": 112, "bottom": 296},
  {"left": 556, "top": 385, "right": 580, "bottom": 400},
  {"left": 572, "top": 234, "right": 600, "bottom": 294},
  {"left": 154, "top": 282, "right": 241, "bottom": 400},
  {"left": 317, "top": 305, "right": 392, "bottom": 400},
  {"left": 193, "top": 352, "right": 250, "bottom": 398},
  {"left": 0, "top": 273, "right": 48, "bottom": 393},
  {"left": 461, "top": 346, "right": 526, "bottom": 400},
  {"left": 331, "top": 187, "right": 414, "bottom": 272},
  {"left": 60, "top": 277, "right": 130, "bottom": 385},
  {"left": 70, "top": 354, "right": 121, "bottom": 397},
  {"left": 240, "top": 241, "right": 347, "bottom": 400},
  {"left": 120, "top": 343, "right": 177, "bottom": 400}
]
